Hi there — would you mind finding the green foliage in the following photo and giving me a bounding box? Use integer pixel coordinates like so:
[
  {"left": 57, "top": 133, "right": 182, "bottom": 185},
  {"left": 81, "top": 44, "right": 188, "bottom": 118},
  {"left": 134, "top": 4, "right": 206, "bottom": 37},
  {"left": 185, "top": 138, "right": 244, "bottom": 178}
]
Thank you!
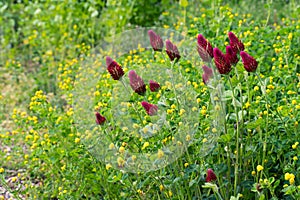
[{"left": 0, "top": 0, "right": 299, "bottom": 199}]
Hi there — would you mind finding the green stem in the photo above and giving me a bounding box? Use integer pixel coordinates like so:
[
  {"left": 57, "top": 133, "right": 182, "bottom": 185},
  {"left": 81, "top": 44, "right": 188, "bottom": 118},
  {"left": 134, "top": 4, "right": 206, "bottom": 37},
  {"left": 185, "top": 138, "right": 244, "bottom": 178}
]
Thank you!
[
  {"left": 255, "top": 73, "right": 269, "bottom": 175},
  {"left": 235, "top": 66, "right": 244, "bottom": 187},
  {"left": 208, "top": 62, "right": 230, "bottom": 197},
  {"left": 208, "top": 62, "right": 231, "bottom": 197},
  {"left": 169, "top": 60, "right": 181, "bottom": 107},
  {"left": 227, "top": 76, "right": 240, "bottom": 196}
]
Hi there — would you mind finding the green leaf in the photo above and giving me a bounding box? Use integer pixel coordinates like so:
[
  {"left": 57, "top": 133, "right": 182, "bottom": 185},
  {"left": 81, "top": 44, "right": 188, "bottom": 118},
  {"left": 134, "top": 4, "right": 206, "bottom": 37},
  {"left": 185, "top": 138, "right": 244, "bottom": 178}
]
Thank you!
[
  {"left": 218, "top": 133, "right": 232, "bottom": 143},
  {"left": 259, "top": 194, "right": 265, "bottom": 200},
  {"left": 189, "top": 179, "right": 197, "bottom": 187},
  {"left": 246, "top": 118, "right": 264, "bottom": 129},
  {"left": 222, "top": 90, "right": 233, "bottom": 101},
  {"left": 273, "top": 180, "right": 280, "bottom": 189}
]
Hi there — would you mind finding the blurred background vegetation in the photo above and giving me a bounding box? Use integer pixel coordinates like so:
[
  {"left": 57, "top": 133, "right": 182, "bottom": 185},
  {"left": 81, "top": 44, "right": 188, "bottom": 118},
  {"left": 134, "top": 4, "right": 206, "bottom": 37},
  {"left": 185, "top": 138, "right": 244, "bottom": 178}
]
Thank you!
[
  {"left": 0, "top": 0, "right": 299, "bottom": 128},
  {"left": 0, "top": 0, "right": 294, "bottom": 128}
]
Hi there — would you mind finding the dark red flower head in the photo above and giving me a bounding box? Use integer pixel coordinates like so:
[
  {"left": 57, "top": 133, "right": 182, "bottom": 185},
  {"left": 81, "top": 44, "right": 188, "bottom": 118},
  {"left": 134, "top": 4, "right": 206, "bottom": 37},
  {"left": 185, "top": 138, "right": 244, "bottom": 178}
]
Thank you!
[
  {"left": 141, "top": 101, "right": 158, "bottom": 116},
  {"left": 106, "top": 56, "right": 124, "bottom": 80},
  {"left": 202, "top": 65, "right": 213, "bottom": 84},
  {"left": 197, "top": 34, "right": 214, "bottom": 62},
  {"left": 206, "top": 168, "right": 217, "bottom": 182},
  {"left": 148, "top": 30, "right": 164, "bottom": 52},
  {"left": 165, "top": 40, "right": 181, "bottom": 62},
  {"left": 95, "top": 112, "right": 106, "bottom": 125},
  {"left": 213, "top": 48, "right": 232, "bottom": 74},
  {"left": 149, "top": 80, "right": 160, "bottom": 92},
  {"left": 225, "top": 45, "right": 239, "bottom": 65},
  {"left": 228, "top": 32, "right": 244, "bottom": 53},
  {"left": 128, "top": 70, "right": 146, "bottom": 95},
  {"left": 240, "top": 51, "right": 258, "bottom": 72}
]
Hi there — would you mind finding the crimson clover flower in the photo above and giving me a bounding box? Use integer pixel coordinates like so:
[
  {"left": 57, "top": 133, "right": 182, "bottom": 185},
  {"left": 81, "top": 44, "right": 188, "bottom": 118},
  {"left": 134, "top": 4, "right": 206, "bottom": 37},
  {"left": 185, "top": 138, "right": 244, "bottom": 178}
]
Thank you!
[
  {"left": 240, "top": 51, "right": 258, "bottom": 72},
  {"left": 213, "top": 48, "right": 232, "bottom": 74},
  {"left": 106, "top": 56, "right": 124, "bottom": 80},
  {"left": 225, "top": 45, "right": 239, "bottom": 65},
  {"left": 95, "top": 112, "right": 106, "bottom": 125},
  {"left": 206, "top": 168, "right": 217, "bottom": 182},
  {"left": 148, "top": 30, "right": 164, "bottom": 51},
  {"left": 165, "top": 40, "right": 181, "bottom": 62},
  {"left": 149, "top": 80, "right": 160, "bottom": 92},
  {"left": 141, "top": 101, "right": 158, "bottom": 116},
  {"left": 128, "top": 70, "right": 146, "bottom": 95},
  {"left": 197, "top": 34, "right": 214, "bottom": 62},
  {"left": 228, "top": 32, "right": 244, "bottom": 53},
  {"left": 202, "top": 65, "right": 213, "bottom": 84}
]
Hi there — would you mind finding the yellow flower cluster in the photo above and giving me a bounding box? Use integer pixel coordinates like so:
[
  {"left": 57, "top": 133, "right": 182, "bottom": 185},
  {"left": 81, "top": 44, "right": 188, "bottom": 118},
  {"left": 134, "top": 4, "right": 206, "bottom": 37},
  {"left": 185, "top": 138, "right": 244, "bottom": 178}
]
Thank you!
[
  {"left": 285, "top": 173, "right": 295, "bottom": 185},
  {"left": 58, "top": 58, "right": 79, "bottom": 91},
  {"left": 29, "top": 90, "right": 47, "bottom": 110},
  {"left": 292, "top": 142, "right": 299, "bottom": 149}
]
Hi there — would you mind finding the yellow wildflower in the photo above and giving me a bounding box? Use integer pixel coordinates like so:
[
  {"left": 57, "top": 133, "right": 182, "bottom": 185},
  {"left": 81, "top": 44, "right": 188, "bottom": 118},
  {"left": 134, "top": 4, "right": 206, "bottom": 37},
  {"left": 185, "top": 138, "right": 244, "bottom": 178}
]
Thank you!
[{"left": 257, "top": 165, "right": 263, "bottom": 172}]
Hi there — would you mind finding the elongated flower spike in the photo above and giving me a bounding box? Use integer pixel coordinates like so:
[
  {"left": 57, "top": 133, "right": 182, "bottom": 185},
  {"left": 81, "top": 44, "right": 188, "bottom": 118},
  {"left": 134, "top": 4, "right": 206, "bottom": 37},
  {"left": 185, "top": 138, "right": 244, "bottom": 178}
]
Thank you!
[
  {"left": 165, "top": 40, "right": 181, "bottom": 62},
  {"left": 95, "top": 112, "right": 106, "bottom": 125},
  {"left": 240, "top": 51, "right": 258, "bottom": 72},
  {"left": 128, "top": 70, "right": 146, "bottom": 95},
  {"left": 197, "top": 34, "right": 214, "bottom": 62},
  {"left": 141, "top": 101, "right": 158, "bottom": 116},
  {"left": 202, "top": 65, "right": 213, "bottom": 84},
  {"left": 206, "top": 168, "right": 217, "bottom": 182},
  {"left": 228, "top": 32, "right": 244, "bottom": 53},
  {"left": 225, "top": 45, "right": 239, "bottom": 65},
  {"left": 213, "top": 48, "right": 232, "bottom": 74},
  {"left": 149, "top": 80, "right": 160, "bottom": 92},
  {"left": 106, "top": 56, "right": 124, "bottom": 80},
  {"left": 148, "top": 30, "right": 164, "bottom": 51}
]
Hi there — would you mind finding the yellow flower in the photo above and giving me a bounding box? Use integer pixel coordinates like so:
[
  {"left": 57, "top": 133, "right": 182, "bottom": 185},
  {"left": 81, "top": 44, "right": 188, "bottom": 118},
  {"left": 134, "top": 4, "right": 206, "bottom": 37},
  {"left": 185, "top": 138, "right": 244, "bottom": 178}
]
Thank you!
[
  {"left": 117, "top": 157, "right": 125, "bottom": 167},
  {"left": 186, "top": 134, "right": 191, "bottom": 141},
  {"left": 109, "top": 143, "right": 115, "bottom": 149},
  {"left": 257, "top": 165, "right": 264, "bottom": 172},
  {"left": 167, "top": 190, "right": 173, "bottom": 197},
  {"left": 287, "top": 90, "right": 296, "bottom": 95},
  {"left": 293, "top": 156, "right": 298, "bottom": 161},
  {"left": 142, "top": 142, "right": 149, "bottom": 150},
  {"left": 132, "top": 155, "right": 136, "bottom": 161},
  {"left": 167, "top": 109, "right": 173, "bottom": 115},
  {"left": 106, "top": 164, "right": 112, "bottom": 170},
  {"left": 157, "top": 149, "right": 164, "bottom": 158},
  {"left": 179, "top": 109, "right": 185, "bottom": 116},
  {"left": 292, "top": 142, "right": 299, "bottom": 149},
  {"left": 184, "top": 163, "right": 189, "bottom": 168},
  {"left": 245, "top": 102, "right": 251, "bottom": 109},
  {"left": 74, "top": 138, "right": 80, "bottom": 144},
  {"left": 251, "top": 171, "right": 256, "bottom": 176},
  {"left": 61, "top": 165, "right": 66, "bottom": 171},
  {"left": 289, "top": 177, "right": 295, "bottom": 185},
  {"left": 119, "top": 146, "right": 125, "bottom": 154},
  {"left": 201, "top": 109, "right": 207, "bottom": 115},
  {"left": 11, "top": 177, "right": 17, "bottom": 182},
  {"left": 159, "top": 185, "right": 164, "bottom": 191},
  {"left": 288, "top": 33, "right": 293, "bottom": 40},
  {"left": 285, "top": 172, "right": 295, "bottom": 181},
  {"left": 0, "top": 168, "right": 4, "bottom": 173}
]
